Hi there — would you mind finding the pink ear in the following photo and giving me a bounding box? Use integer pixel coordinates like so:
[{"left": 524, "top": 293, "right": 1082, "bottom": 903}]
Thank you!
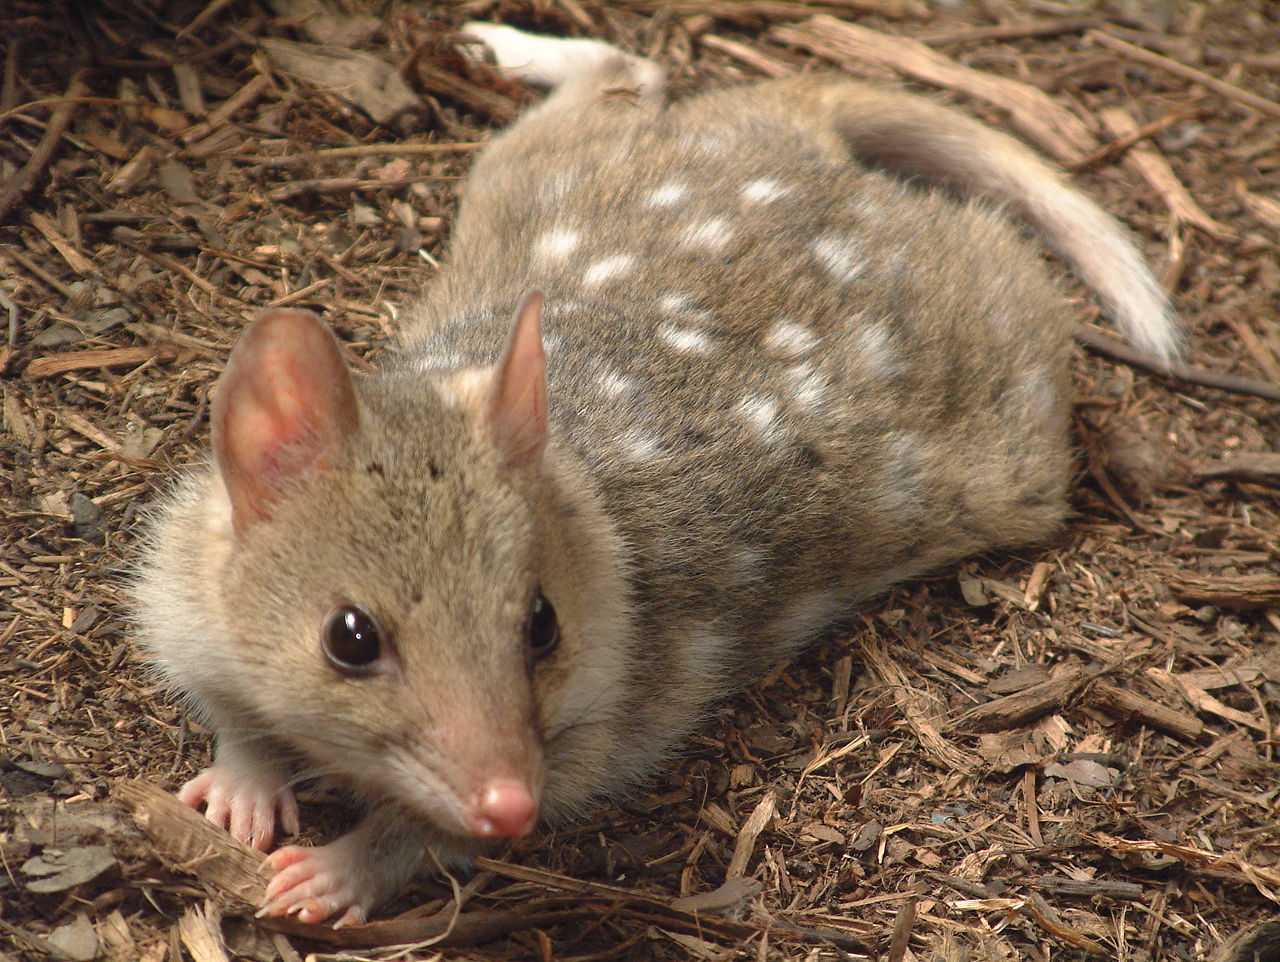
[
  {"left": 211, "top": 309, "right": 358, "bottom": 533},
  {"left": 488, "top": 292, "right": 548, "bottom": 469}
]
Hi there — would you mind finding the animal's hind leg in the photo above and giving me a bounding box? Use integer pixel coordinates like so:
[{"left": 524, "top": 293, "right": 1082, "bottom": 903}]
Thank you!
[{"left": 461, "top": 22, "right": 666, "bottom": 113}]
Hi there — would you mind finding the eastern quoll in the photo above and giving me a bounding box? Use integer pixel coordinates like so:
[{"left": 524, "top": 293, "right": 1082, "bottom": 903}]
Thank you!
[{"left": 130, "top": 23, "right": 1180, "bottom": 924}]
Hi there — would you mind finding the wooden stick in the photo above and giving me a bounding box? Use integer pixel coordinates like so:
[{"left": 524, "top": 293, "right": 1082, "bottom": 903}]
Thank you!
[
  {"left": 1192, "top": 452, "right": 1280, "bottom": 485},
  {"left": 699, "top": 34, "right": 795, "bottom": 78},
  {"left": 1068, "top": 105, "right": 1201, "bottom": 172},
  {"left": 267, "top": 174, "right": 451, "bottom": 202},
  {"left": 24, "top": 345, "right": 180, "bottom": 379},
  {"left": 919, "top": 17, "right": 1101, "bottom": 47},
  {"left": 242, "top": 141, "right": 484, "bottom": 168},
  {"left": 1098, "top": 106, "right": 1231, "bottom": 238},
  {"left": 1089, "top": 31, "right": 1280, "bottom": 120},
  {"left": 0, "top": 70, "right": 89, "bottom": 223},
  {"left": 180, "top": 73, "right": 270, "bottom": 144},
  {"left": 1091, "top": 682, "right": 1205, "bottom": 742},
  {"left": 178, "top": 0, "right": 237, "bottom": 39},
  {"left": 1074, "top": 325, "right": 1280, "bottom": 402}
]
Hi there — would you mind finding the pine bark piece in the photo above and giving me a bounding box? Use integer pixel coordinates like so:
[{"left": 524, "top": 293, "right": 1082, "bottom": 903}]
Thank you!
[
  {"left": 954, "top": 666, "right": 1092, "bottom": 733},
  {"left": 1091, "top": 682, "right": 1204, "bottom": 742},
  {"left": 1167, "top": 573, "right": 1280, "bottom": 610},
  {"left": 113, "top": 781, "right": 265, "bottom": 911},
  {"left": 24, "top": 345, "right": 179, "bottom": 379}
]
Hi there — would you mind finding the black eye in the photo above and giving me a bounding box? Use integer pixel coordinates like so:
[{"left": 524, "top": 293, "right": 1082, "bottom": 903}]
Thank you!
[
  {"left": 526, "top": 591, "right": 559, "bottom": 659},
  {"left": 322, "top": 605, "right": 384, "bottom": 673}
]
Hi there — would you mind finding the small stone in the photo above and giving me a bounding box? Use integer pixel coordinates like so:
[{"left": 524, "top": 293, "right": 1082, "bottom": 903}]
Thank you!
[{"left": 70, "top": 493, "right": 105, "bottom": 544}]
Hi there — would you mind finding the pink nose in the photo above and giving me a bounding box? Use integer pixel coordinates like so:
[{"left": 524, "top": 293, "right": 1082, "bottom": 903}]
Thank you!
[{"left": 468, "top": 780, "right": 539, "bottom": 838}]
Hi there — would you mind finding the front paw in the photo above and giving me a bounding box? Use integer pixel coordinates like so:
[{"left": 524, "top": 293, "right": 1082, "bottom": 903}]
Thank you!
[
  {"left": 260, "top": 842, "right": 378, "bottom": 927},
  {"left": 178, "top": 765, "right": 300, "bottom": 852}
]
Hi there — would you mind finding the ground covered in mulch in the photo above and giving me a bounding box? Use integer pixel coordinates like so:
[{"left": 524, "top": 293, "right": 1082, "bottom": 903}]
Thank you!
[{"left": 3, "top": 1, "right": 1279, "bottom": 960}]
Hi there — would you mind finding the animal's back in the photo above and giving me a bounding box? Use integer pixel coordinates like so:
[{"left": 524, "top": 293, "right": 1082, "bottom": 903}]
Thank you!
[{"left": 405, "top": 79, "right": 1074, "bottom": 689}]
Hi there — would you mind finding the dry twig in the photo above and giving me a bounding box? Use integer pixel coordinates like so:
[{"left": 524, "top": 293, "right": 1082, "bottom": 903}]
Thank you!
[
  {"left": 0, "top": 70, "right": 89, "bottom": 222},
  {"left": 1089, "top": 31, "right": 1280, "bottom": 121},
  {"left": 1075, "top": 326, "right": 1280, "bottom": 402}
]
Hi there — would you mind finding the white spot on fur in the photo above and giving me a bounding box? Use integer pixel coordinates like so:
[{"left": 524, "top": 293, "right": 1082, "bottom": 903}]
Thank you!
[
  {"left": 857, "top": 322, "right": 898, "bottom": 377},
  {"left": 879, "top": 432, "right": 925, "bottom": 514},
  {"left": 583, "top": 254, "right": 636, "bottom": 288},
  {"left": 738, "top": 394, "right": 783, "bottom": 444},
  {"left": 658, "top": 323, "right": 712, "bottom": 354},
  {"left": 547, "top": 299, "right": 586, "bottom": 316},
  {"left": 536, "top": 228, "right": 580, "bottom": 260},
  {"left": 764, "top": 320, "right": 818, "bottom": 358},
  {"left": 682, "top": 218, "right": 733, "bottom": 252},
  {"left": 659, "top": 293, "right": 712, "bottom": 323},
  {"left": 731, "top": 546, "right": 766, "bottom": 583},
  {"left": 741, "top": 179, "right": 788, "bottom": 205},
  {"left": 621, "top": 428, "right": 662, "bottom": 461},
  {"left": 646, "top": 182, "right": 688, "bottom": 208},
  {"left": 767, "top": 589, "right": 848, "bottom": 656},
  {"left": 783, "top": 363, "right": 829, "bottom": 411},
  {"left": 811, "top": 235, "right": 864, "bottom": 283},
  {"left": 600, "top": 370, "right": 636, "bottom": 397}
]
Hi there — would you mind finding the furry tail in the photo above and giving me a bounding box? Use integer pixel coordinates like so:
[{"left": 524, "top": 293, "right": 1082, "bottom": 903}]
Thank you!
[{"left": 821, "top": 86, "right": 1181, "bottom": 365}]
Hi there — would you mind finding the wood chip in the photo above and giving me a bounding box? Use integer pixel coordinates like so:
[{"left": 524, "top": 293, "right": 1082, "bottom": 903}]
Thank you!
[
  {"left": 1149, "top": 667, "right": 1268, "bottom": 732},
  {"left": 181, "top": 73, "right": 271, "bottom": 144},
  {"left": 725, "top": 791, "right": 776, "bottom": 880},
  {"left": 24, "top": 345, "right": 179, "bottom": 379},
  {"left": 1167, "top": 572, "right": 1280, "bottom": 610},
  {"left": 106, "top": 145, "right": 158, "bottom": 194},
  {"left": 956, "top": 666, "right": 1092, "bottom": 733},
  {"left": 1090, "top": 681, "right": 1204, "bottom": 742},
  {"left": 670, "top": 877, "right": 762, "bottom": 913},
  {"left": 28, "top": 212, "right": 97, "bottom": 274},
  {"left": 177, "top": 902, "right": 231, "bottom": 962}
]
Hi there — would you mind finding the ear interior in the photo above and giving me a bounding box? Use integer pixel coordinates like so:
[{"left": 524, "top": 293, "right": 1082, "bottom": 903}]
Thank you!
[
  {"left": 211, "top": 309, "right": 358, "bottom": 532},
  {"left": 487, "top": 291, "right": 549, "bottom": 469}
]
